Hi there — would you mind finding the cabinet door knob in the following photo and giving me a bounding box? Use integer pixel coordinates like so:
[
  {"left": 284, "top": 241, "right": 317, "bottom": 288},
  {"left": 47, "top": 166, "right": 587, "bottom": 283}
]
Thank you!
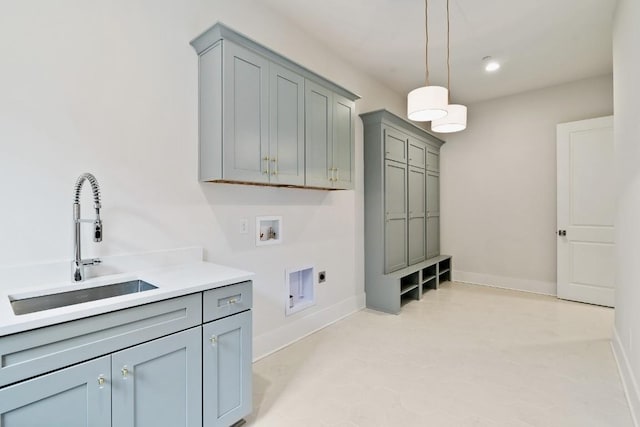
[
  {"left": 121, "top": 367, "right": 129, "bottom": 379},
  {"left": 98, "top": 376, "right": 106, "bottom": 388},
  {"left": 210, "top": 335, "right": 217, "bottom": 345}
]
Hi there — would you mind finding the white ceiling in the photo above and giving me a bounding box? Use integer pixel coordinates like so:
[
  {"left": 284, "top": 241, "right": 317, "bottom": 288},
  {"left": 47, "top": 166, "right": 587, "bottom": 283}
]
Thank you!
[{"left": 261, "top": 0, "right": 616, "bottom": 104}]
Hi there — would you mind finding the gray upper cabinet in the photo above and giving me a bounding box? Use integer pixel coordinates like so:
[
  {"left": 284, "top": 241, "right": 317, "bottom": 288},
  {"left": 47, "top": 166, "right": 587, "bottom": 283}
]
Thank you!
[
  {"left": 269, "top": 63, "right": 305, "bottom": 186},
  {"left": 305, "top": 80, "right": 333, "bottom": 188},
  {"left": 0, "top": 356, "right": 111, "bottom": 427},
  {"left": 332, "top": 94, "right": 355, "bottom": 189},
  {"left": 384, "top": 127, "right": 407, "bottom": 163},
  {"left": 191, "top": 22, "right": 359, "bottom": 189},
  {"left": 427, "top": 148, "right": 440, "bottom": 172},
  {"left": 305, "top": 82, "right": 355, "bottom": 189},
  {"left": 111, "top": 328, "right": 202, "bottom": 427},
  {"left": 223, "top": 42, "right": 270, "bottom": 183},
  {"left": 408, "top": 138, "right": 427, "bottom": 169}
]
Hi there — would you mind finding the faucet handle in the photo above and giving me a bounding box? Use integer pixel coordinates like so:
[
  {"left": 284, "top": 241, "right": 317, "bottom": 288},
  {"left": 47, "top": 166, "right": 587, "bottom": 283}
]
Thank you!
[{"left": 93, "top": 220, "right": 102, "bottom": 242}]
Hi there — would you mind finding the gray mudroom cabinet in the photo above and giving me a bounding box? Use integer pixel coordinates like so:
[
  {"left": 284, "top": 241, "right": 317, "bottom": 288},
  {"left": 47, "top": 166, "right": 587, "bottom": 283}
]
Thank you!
[
  {"left": 0, "top": 281, "right": 253, "bottom": 427},
  {"left": 361, "top": 109, "right": 451, "bottom": 314},
  {"left": 191, "top": 22, "right": 358, "bottom": 189}
]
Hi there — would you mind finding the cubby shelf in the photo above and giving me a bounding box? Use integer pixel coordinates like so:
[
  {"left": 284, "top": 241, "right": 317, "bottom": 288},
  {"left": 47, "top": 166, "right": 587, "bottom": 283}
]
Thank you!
[
  {"left": 365, "top": 255, "right": 452, "bottom": 314},
  {"left": 422, "top": 275, "right": 437, "bottom": 284},
  {"left": 400, "top": 283, "right": 419, "bottom": 295}
]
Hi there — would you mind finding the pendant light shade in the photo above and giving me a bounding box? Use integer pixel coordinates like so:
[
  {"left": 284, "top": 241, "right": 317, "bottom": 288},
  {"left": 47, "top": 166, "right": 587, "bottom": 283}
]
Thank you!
[
  {"left": 431, "top": 0, "right": 468, "bottom": 133},
  {"left": 432, "top": 104, "right": 467, "bottom": 133},
  {"left": 407, "top": 86, "right": 449, "bottom": 121}
]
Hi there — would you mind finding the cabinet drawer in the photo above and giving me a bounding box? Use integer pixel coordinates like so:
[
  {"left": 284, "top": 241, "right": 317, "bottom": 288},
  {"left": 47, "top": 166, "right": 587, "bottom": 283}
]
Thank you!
[
  {"left": 0, "top": 293, "right": 202, "bottom": 388},
  {"left": 203, "top": 281, "right": 252, "bottom": 322}
]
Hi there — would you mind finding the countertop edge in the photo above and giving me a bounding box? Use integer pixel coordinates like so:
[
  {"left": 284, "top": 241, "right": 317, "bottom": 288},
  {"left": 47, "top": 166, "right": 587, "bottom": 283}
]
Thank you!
[{"left": 0, "top": 261, "right": 255, "bottom": 337}]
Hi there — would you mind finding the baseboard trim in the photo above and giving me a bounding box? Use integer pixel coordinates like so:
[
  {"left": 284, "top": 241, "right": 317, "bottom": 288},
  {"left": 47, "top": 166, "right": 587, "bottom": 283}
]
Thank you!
[
  {"left": 453, "top": 270, "right": 556, "bottom": 296},
  {"left": 252, "top": 292, "right": 366, "bottom": 362},
  {"left": 612, "top": 328, "right": 640, "bottom": 427}
]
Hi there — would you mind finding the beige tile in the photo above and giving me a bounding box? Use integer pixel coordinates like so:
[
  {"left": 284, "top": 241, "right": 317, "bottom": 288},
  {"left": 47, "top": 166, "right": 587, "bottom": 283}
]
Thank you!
[{"left": 245, "top": 282, "right": 633, "bottom": 426}]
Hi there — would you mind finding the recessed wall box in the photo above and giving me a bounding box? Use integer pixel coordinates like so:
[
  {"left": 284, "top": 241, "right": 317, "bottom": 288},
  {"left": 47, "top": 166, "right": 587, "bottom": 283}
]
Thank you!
[
  {"left": 256, "top": 216, "right": 282, "bottom": 246},
  {"left": 285, "top": 266, "right": 315, "bottom": 316}
]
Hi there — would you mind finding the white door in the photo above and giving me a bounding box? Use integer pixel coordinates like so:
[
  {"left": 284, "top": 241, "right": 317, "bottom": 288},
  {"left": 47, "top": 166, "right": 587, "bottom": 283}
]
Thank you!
[{"left": 557, "top": 116, "right": 614, "bottom": 307}]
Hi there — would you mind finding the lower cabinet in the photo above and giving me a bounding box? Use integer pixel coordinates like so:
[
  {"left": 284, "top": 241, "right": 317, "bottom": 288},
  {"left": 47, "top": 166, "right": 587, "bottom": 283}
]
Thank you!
[
  {"left": 112, "top": 328, "right": 203, "bottom": 427},
  {"left": 203, "top": 310, "right": 253, "bottom": 427},
  {"left": 0, "top": 356, "right": 112, "bottom": 427},
  {"left": 0, "top": 329, "right": 203, "bottom": 427},
  {"left": 0, "top": 282, "right": 253, "bottom": 427}
]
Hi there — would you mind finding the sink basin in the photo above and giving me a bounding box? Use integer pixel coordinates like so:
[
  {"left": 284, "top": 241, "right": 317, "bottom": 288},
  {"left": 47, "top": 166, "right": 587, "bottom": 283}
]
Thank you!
[{"left": 10, "top": 280, "right": 158, "bottom": 316}]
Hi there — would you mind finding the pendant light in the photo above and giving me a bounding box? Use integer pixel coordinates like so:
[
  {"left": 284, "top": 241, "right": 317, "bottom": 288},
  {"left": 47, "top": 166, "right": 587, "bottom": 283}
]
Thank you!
[
  {"left": 407, "top": 0, "right": 448, "bottom": 122},
  {"left": 432, "top": 0, "right": 467, "bottom": 133}
]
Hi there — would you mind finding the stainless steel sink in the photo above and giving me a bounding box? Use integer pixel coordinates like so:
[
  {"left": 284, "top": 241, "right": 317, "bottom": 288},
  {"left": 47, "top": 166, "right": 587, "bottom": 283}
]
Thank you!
[{"left": 10, "top": 280, "right": 158, "bottom": 316}]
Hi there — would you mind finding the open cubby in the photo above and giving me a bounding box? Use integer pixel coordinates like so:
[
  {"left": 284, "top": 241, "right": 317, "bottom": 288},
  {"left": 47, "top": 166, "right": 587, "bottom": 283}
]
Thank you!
[
  {"left": 421, "top": 264, "right": 437, "bottom": 292},
  {"left": 438, "top": 257, "right": 452, "bottom": 284},
  {"left": 367, "top": 255, "right": 452, "bottom": 314},
  {"left": 400, "top": 271, "right": 420, "bottom": 295}
]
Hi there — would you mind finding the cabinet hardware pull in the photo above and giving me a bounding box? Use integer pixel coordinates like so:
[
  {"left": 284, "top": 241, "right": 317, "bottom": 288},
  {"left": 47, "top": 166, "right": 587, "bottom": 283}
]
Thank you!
[
  {"left": 335, "top": 168, "right": 339, "bottom": 182},
  {"left": 270, "top": 158, "right": 278, "bottom": 176},
  {"left": 228, "top": 298, "right": 237, "bottom": 304},
  {"left": 121, "top": 367, "right": 129, "bottom": 379},
  {"left": 328, "top": 168, "right": 334, "bottom": 182},
  {"left": 210, "top": 335, "right": 217, "bottom": 345},
  {"left": 263, "top": 157, "right": 270, "bottom": 175},
  {"left": 98, "top": 376, "right": 106, "bottom": 387}
]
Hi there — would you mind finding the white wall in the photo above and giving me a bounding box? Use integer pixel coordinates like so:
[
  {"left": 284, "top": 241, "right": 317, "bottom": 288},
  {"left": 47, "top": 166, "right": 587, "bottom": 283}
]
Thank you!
[
  {"left": 0, "top": 0, "right": 405, "bottom": 359},
  {"left": 612, "top": 0, "right": 640, "bottom": 422},
  {"left": 440, "top": 75, "right": 613, "bottom": 295}
]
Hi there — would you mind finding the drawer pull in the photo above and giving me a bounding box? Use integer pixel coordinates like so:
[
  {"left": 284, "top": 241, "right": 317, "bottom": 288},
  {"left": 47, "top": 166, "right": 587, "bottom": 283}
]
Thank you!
[{"left": 228, "top": 298, "right": 237, "bottom": 305}]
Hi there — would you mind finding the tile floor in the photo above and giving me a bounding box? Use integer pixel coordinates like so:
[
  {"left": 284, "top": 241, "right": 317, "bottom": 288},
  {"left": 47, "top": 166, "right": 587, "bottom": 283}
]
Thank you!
[{"left": 244, "top": 282, "right": 633, "bottom": 426}]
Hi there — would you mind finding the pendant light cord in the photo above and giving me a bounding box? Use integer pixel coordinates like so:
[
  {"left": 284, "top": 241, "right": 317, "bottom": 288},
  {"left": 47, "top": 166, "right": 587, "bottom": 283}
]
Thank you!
[
  {"left": 446, "top": 0, "right": 451, "bottom": 102},
  {"left": 425, "top": 0, "right": 429, "bottom": 85}
]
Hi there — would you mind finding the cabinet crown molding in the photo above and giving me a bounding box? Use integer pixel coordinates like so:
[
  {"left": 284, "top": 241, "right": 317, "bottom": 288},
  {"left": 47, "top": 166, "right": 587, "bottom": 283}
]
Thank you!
[
  {"left": 191, "top": 21, "right": 360, "bottom": 101},
  {"left": 360, "top": 109, "right": 445, "bottom": 147}
]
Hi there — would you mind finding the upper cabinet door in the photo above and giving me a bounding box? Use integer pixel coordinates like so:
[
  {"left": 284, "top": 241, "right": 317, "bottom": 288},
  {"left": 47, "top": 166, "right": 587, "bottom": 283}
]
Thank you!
[
  {"left": 305, "top": 80, "right": 333, "bottom": 188},
  {"left": 383, "top": 127, "right": 407, "bottom": 163},
  {"left": 427, "top": 148, "right": 440, "bottom": 172},
  {"left": 223, "top": 42, "right": 270, "bottom": 183},
  {"left": 269, "top": 64, "right": 305, "bottom": 186},
  {"left": 426, "top": 171, "right": 440, "bottom": 215},
  {"left": 332, "top": 94, "right": 355, "bottom": 190},
  {"left": 408, "top": 139, "right": 427, "bottom": 169}
]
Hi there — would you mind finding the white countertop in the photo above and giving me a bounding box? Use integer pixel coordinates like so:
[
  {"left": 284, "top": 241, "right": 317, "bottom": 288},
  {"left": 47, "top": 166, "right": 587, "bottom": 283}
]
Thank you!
[{"left": 0, "top": 261, "right": 254, "bottom": 337}]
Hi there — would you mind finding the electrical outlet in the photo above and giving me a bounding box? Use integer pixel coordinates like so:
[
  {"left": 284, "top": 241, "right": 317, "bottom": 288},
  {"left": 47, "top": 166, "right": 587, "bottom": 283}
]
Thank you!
[
  {"left": 318, "top": 271, "right": 326, "bottom": 283},
  {"left": 239, "top": 218, "right": 248, "bottom": 234}
]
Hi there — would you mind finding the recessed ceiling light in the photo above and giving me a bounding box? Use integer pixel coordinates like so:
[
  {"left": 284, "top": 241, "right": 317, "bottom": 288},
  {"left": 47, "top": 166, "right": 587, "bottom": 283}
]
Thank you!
[{"left": 483, "top": 56, "right": 500, "bottom": 72}]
